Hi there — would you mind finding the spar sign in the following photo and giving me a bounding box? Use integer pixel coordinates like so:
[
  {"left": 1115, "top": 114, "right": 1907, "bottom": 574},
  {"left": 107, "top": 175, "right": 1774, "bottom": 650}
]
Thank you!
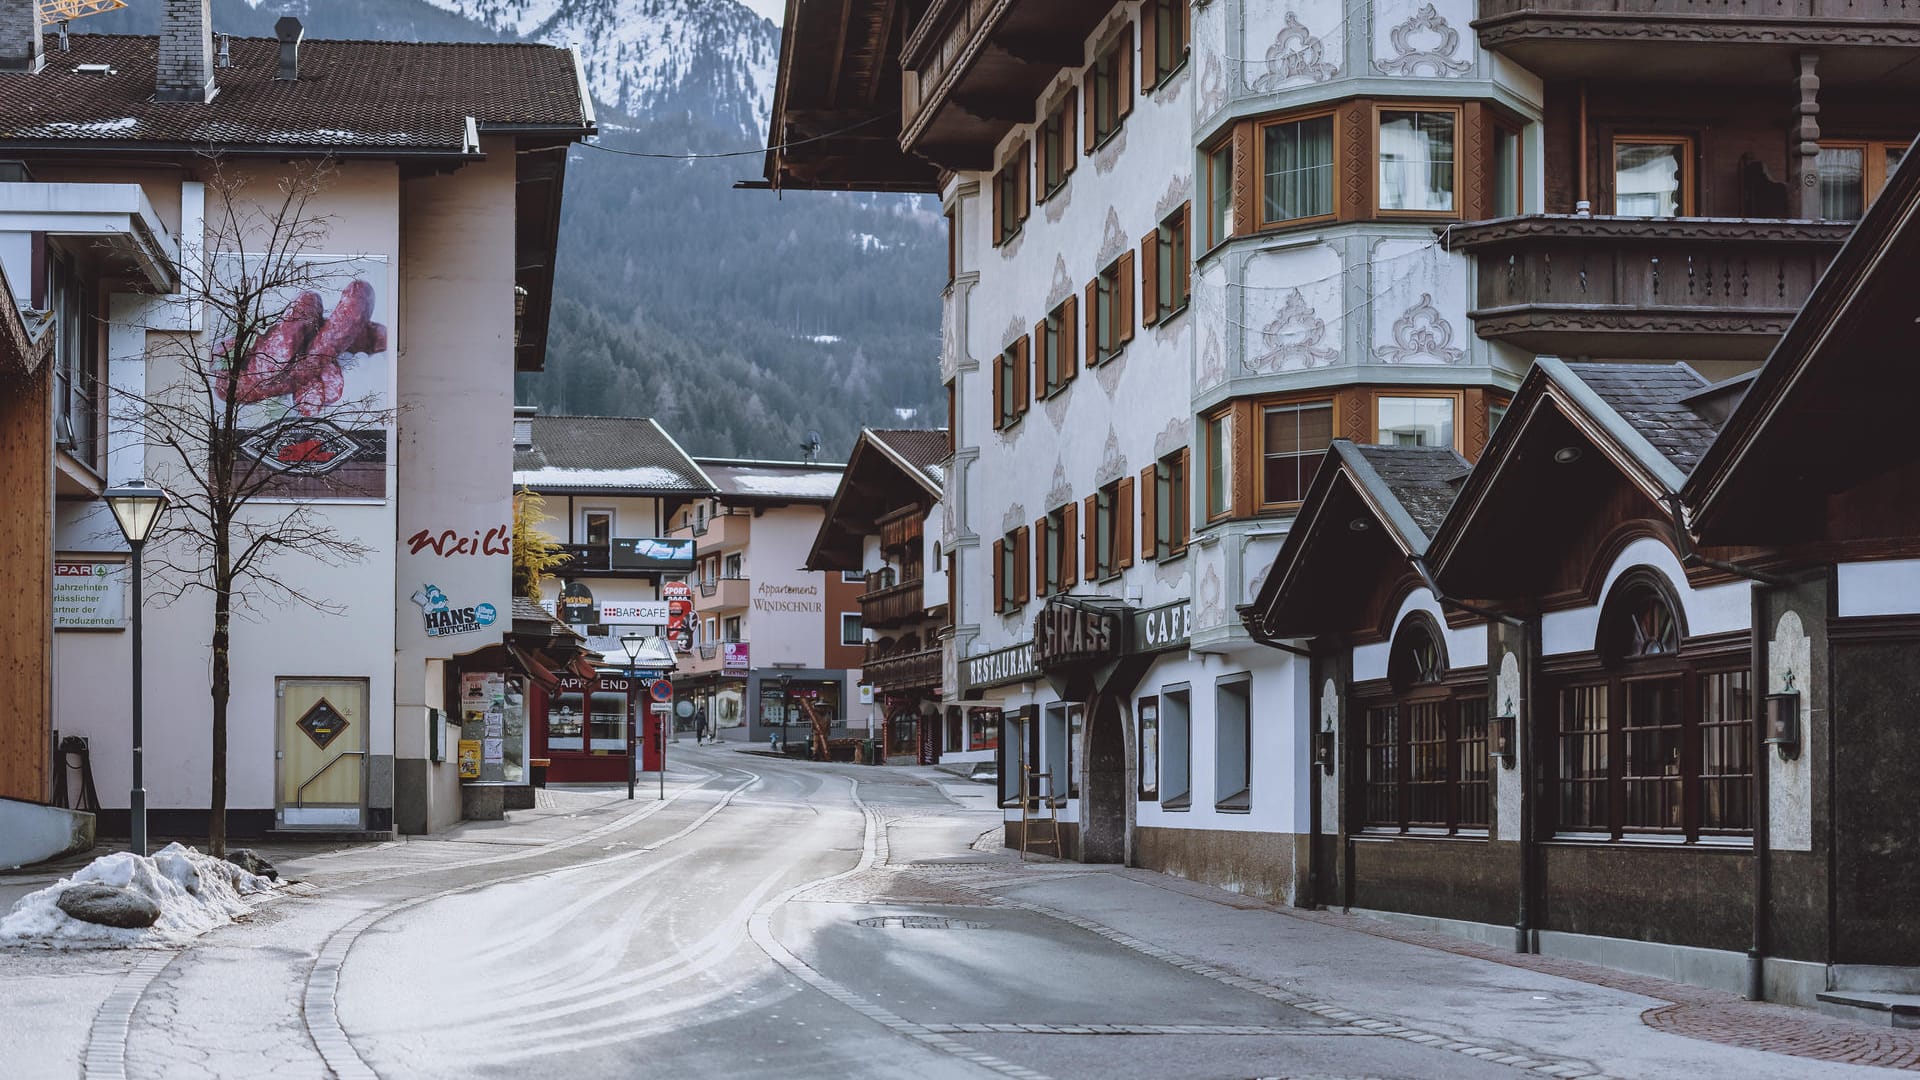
[{"left": 53, "top": 560, "right": 126, "bottom": 629}]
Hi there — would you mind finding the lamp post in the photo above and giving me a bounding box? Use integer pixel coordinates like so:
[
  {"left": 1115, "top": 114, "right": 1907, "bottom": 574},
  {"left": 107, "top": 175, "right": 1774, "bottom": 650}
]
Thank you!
[
  {"left": 621, "top": 632, "right": 642, "bottom": 800},
  {"left": 777, "top": 672, "right": 791, "bottom": 757},
  {"left": 103, "top": 480, "right": 169, "bottom": 857}
]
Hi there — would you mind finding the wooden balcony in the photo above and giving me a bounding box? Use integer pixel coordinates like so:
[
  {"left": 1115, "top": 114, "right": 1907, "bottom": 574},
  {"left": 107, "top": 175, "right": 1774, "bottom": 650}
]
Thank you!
[
  {"left": 1473, "top": 1, "right": 1920, "bottom": 85},
  {"left": 558, "top": 543, "right": 611, "bottom": 574},
  {"left": 880, "top": 511, "right": 922, "bottom": 556},
  {"left": 1451, "top": 215, "right": 1851, "bottom": 362},
  {"left": 899, "top": 0, "right": 1116, "bottom": 170},
  {"left": 859, "top": 576, "right": 926, "bottom": 630},
  {"left": 863, "top": 646, "right": 942, "bottom": 694}
]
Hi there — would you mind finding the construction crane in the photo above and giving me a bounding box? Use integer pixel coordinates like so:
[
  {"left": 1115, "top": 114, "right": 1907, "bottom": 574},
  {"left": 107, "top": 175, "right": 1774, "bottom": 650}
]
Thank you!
[{"left": 41, "top": 1, "right": 127, "bottom": 24}]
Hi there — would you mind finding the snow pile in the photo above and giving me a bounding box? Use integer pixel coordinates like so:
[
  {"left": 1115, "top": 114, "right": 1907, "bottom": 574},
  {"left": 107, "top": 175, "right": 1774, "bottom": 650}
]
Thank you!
[{"left": 0, "top": 843, "right": 277, "bottom": 948}]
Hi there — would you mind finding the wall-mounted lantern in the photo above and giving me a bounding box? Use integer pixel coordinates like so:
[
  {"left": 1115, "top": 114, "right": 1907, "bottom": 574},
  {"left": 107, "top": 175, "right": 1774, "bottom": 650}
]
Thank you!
[
  {"left": 1314, "top": 728, "right": 1335, "bottom": 773},
  {"left": 1764, "top": 671, "right": 1801, "bottom": 760},
  {"left": 1490, "top": 697, "right": 1517, "bottom": 769}
]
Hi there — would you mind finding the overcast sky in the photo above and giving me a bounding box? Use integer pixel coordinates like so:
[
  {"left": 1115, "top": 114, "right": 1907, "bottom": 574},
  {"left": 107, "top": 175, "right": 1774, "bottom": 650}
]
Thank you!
[{"left": 740, "top": 0, "right": 784, "bottom": 23}]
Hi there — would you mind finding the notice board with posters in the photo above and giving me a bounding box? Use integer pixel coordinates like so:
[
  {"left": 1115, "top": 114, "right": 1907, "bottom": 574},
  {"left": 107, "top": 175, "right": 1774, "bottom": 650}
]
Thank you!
[{"left": 457, "top": 670, "right": 528, "bottom": 785}]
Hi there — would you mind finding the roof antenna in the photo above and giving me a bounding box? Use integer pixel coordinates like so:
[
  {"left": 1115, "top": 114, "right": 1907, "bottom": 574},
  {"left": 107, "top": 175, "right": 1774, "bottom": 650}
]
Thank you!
[
  {"left": 800, "top": 430, "right": 822, "bottom": 464},
  {"left": 57, "top": 19, "right": 69, "bottom": 52}
]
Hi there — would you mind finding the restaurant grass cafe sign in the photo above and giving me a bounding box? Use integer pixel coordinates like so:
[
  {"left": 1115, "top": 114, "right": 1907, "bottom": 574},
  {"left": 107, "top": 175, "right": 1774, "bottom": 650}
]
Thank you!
[
  {"left": 1034, "top": 595, "right": 1128, "bottom": 669},
  {"left": 960, "top": 597, "right": 1195, "bottom": 697}
]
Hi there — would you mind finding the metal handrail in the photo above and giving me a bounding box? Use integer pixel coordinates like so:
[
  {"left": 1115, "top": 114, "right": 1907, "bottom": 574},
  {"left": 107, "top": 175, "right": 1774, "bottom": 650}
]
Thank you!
[{"left": 296, "top": 750, "right": 366, "bottom": 808}]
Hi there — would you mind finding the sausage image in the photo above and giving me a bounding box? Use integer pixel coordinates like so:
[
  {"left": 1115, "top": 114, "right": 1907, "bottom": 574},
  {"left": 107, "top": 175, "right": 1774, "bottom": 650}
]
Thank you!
[
  {"left": 292, "top": 358, "right": 346, "bottom": 417},
  {"left": 305, "top": 280, "right": 373, "bottom": 366},
  {"left": 350, "top": 321, "right": 387, "bottom": 355},
  {"left": 250, "top": 291, "right": 324, "bottom": 395}
]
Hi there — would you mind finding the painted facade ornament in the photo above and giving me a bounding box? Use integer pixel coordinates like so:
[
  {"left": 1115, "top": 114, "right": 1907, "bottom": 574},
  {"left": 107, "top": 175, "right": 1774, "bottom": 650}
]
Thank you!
[
  {"left": 1046, "top": 255, "right": 1075, "bottom": 309},
  {"left": 1097, "top": 207, "right": 1129, "bottom": 267},
  {"left": 1253, "top": 12, "right": 1339, "bottom": 90},
  {"left": 1046, "top": 463, "right": 1075, "bottom": 511},
  {"left": 1373, "top": 292, "right": 1466, "bottom": 364},
  {"left": 1198, "top": 48, "right": 1229, "bottom": 119},
  {"left": 1196, "top": 559, "right": 1225, "bottom": 629},
  {"left": 1252, "top": 288, "right": 1339, "bottom": 371},
  {"left": 1097, "top": 428, "right": 1127, "bottom": 485},
  {"left": 1000, "top": 502, "right": 1027, "bottom": 537},
  {"left": 1197, "top": 325, "right": 1227, "bottom": 389},
  {"left": 1376, "top": 3, "right": 1473, "bottom": 77}
]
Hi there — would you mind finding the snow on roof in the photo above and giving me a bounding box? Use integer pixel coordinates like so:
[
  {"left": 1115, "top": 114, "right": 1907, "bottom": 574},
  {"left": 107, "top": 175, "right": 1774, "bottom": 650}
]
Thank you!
[
  {"left": 513, "top": 466, "right": 692, "bottom": 491},
  {"left": 723, "top": 470, "right": 844, "bottom": 498}
]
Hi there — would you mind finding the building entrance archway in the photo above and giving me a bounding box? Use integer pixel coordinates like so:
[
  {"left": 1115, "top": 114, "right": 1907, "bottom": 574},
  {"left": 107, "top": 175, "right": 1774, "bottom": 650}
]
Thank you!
[{"left": 1081, "top": 693, "right": 1128, "bottom": 863}]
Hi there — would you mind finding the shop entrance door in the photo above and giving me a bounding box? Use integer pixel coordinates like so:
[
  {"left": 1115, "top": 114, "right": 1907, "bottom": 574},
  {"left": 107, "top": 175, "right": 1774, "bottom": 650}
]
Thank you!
[
  {"left": 278, "top": 677, "right": 368, "bottom": 829},
  {"left": 1081, "top": 694, "right": 1128, "bottom": 863}
]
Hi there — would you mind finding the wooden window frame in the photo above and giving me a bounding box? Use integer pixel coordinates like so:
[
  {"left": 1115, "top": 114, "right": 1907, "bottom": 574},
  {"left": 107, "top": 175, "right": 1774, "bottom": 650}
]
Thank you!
[
  {"left": 1203, "top": 407, "right": 1233, "bottom": 523},
  {"left": 1373, "top": 389, "right": 1463, "bottom": 453},
  {"left": 992, "top": 337, "right": 1031, "bottom": 431},
  {"left": 1492, "top": 121, "right": 1524, "bottom": 218},
  {"left": 992, "top": 143, "right": 1031, "bottom": 246},
  {"left": 1256, "top": 394, "right": 1338, "bottom": 512},
  {"left": 1038, "top": 91, "right": 1077, "bottom": 201},
  {"left": 1142, "top": 448, "right": 1189, "bottom": 562},
  {"left": 1037, "top": 296, "right": 1078, "bottom": 400},
  {"left": 1374, "top": 102, "right": 1465, "bottom": 220},
  {"left": 1257, "top": 107, "right": 1340, "bottom": 230},
  {"left": 1609, "top": 133, "right": 1696, "bottom": 218},
  {"left": 1086, "top": 28, "right": 1133, "bottom": 152},
  {"left": 1203, "top": 136, "right": 1235, "bottom": 250},
  {"left": 1142, "top": 0, "right": 1190, "bottom": 92},
  {"left": 1147, "top": 202, "right": 1191, "bottom": 323},
  {"left": 1815, "top": 138, "right": 1909, "bottom": 220}
]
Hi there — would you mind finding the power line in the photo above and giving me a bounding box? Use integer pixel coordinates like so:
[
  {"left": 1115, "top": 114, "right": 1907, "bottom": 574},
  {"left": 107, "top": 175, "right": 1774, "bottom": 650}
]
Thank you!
[{"left": 579, "top": 114, "right": 891, "bottom": 161}]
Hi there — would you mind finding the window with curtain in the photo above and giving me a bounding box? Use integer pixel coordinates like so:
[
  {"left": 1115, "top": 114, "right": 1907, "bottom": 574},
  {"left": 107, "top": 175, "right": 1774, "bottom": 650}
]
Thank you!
[
  {"left": 1816, "top": 140, "right": 1912, "bottom": 221},
  {"left": 1261, "top": 400, "right": 1333, "bottom": 505},
  {"left": 1262, "top": 113, "right": 1335, "bottom": 224},
  {"left": 1613, "top": 137, "right": 1689, "bottom": 217},
  {"left": 1206, "top": 140, "right": 1233, "bottom": 245},
  {"left": 1378, "top": 109, "right": 1457, "bottom": 213},
  {"left": 1205, "top": 410, "right": 1232, "bottom": 519}
]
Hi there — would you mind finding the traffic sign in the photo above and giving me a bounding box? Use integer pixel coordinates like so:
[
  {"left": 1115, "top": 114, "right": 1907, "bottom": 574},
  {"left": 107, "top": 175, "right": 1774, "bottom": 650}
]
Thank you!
[{"left": 648, "top": 679, "right": 674, "bottom": 703}]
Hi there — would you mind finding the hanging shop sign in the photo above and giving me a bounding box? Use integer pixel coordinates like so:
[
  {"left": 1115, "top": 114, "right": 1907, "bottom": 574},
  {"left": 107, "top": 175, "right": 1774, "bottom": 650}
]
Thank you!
[
  {"left": 599, "top": 600, "right": 670, "bottom": 625},
  {"left": 722, "top": 641, "right": 751, "bottom": 673},
  {"left": 610, "top": 537, "right": 696, "bottom": 572},
  {"left": 1033, "top": 594, "right": 1130, "bottom": 670},
  {"left": 958, "top": 641, "right": 1037, "bottom": 698},
  {"left": 1132, "top": 599, "right": 1193, "bottom": 654},
  {"left": 53, "top": 559, "right": 126, "bottom": 630},
  {"left": 559, "top": 581, "right": 595, "bottom": 624},
  {"left": 410, "top": 583, "right": 498, "bottom": 638}
]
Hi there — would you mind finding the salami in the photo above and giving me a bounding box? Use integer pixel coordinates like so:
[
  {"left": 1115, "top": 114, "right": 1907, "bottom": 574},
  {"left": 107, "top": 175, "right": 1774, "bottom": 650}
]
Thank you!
[
  {"left": 305, "top": 280, "right": 373, "bottom": 366},
  {"left": 254, "top": 291, "right": 324, "bottom": 393},
  {"left": 350, "top": 321, "right": 387, "bottom": 355}
]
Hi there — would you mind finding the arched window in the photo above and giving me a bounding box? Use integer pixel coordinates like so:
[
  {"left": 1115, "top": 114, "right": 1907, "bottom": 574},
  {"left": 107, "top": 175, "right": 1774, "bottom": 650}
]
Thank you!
[
  {"left": 1551, "top": 567, "right": 1752, "bottom": 841},
  {"left": 1360, "top": 611, "right": 1490, "bottom": 835}
]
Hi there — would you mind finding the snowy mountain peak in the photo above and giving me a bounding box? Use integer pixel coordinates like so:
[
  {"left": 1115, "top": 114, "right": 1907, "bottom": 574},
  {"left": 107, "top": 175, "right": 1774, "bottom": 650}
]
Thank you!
[{"left": 419, "top": 0, "right": 777, "bottom": 138}]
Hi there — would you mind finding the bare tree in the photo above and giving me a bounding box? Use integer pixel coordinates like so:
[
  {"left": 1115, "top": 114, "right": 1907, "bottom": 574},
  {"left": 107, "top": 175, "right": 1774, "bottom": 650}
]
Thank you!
[{"left": 112, "top": 158, "right": 394, "bottom": 855}]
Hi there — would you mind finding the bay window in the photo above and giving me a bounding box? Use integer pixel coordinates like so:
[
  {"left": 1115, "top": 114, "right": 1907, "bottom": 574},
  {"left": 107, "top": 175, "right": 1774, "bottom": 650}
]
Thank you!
[
  {"left": 1262, "top": 112, "right": 1335, "bottom": 225},
  {"left": 1378, "top": 107, "right": 1458, "bottom": 215},
  {"left": 1204, "top": 139, "right": 1233, "bottom": 247},
  {"left": 1376, "top": 395, "right": 1456, "bottom": 450},
  {"left": 1205, "top": 409, "right": 1232, "bottom": 520},
  {"left": 1261, "top": 399, "right": 1333, "bottom": 506}
]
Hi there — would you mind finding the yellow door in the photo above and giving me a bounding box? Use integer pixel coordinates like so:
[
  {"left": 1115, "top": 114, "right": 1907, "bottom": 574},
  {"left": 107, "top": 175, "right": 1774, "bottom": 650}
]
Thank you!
[{"left": 279, "top": 678, "right": 368, "bottom": 828}]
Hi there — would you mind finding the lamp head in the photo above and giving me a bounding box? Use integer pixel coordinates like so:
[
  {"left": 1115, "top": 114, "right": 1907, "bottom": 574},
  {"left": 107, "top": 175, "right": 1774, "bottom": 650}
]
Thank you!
[
  {"left": 619, "top": 632, "right": 643, "bottom": 662},
  {"left": 103, "top": 479, "right": 170, "bottom": 546}
]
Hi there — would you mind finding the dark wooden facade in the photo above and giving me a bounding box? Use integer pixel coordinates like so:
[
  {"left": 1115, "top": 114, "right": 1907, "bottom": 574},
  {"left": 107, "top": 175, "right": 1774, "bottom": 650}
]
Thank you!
[{"left": 0, "top": 293, "right": 53, "bottom": 804}]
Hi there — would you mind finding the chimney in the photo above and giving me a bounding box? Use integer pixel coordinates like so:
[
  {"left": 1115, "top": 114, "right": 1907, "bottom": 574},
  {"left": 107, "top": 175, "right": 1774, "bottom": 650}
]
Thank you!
[
  {"left": 155, "top": 0, "right": 215, "bottom": 103},
  {"left": 513, "top": 406, "right": 537, "bottom": 450},
  {"left": 0, "top": 0, "right": 44, "bottom": 74},
  {"left": 275, "top": 16, "right": 303, "bottom": 81}
]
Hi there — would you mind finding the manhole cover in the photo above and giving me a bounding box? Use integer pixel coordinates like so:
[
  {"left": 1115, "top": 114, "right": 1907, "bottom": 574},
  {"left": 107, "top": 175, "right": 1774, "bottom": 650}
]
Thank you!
[{"left": 855, "top": 915, "right": 991, "bottom": 930}]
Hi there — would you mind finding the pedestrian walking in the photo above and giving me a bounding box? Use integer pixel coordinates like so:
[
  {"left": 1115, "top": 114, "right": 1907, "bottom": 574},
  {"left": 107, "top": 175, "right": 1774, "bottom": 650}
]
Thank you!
[{"left": 696, "top": 704, "right": 710, "bottom": 744}]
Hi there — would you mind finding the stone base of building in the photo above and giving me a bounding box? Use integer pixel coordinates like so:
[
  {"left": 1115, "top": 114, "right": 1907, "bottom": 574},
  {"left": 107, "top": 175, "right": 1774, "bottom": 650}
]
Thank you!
[
  {"left": 94, "top": 808, "right": 277, "bottom": 840},
  {"left": 1133, "top": 826, "right": 1304, "bottom": 905},
  {"left": 461, "top": 785, "right": 505, "bottom": 821}
]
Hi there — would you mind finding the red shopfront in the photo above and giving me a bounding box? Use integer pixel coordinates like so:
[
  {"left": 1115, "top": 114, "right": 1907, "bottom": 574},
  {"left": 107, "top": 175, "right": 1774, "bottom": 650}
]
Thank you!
[{"left": 536, "top": 673, "right": 643, "bottom": 783}]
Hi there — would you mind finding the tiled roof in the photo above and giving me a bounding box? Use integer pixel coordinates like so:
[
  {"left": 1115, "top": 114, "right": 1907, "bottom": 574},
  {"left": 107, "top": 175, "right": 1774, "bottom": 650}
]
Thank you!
[
  {"left": 0, "top": 35, "right": 589, "bottom": 154},
  {"left": 1351, "top": 444, "right": 1469, "bottom": 545},
  {"left": 696, "top": 459, "right": 846, "bottom": 502},
  {"left": 510, "top": 595, "right": 581, "bottom": 644},
  {"left": 513, "top": 415, "right": 714, "bottom": 494},
  {"left": 1567, "top": 363, "right": 1723, "bottom": 475},
  {"left": 867, "top": 428, "right": 948, "bottom": 486}
]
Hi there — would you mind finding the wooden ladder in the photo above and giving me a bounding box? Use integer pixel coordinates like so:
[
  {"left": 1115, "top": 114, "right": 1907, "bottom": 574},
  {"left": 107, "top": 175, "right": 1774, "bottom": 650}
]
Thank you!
[{"left": 1020, "top": 767, "right": 1060, "bottom": 861}]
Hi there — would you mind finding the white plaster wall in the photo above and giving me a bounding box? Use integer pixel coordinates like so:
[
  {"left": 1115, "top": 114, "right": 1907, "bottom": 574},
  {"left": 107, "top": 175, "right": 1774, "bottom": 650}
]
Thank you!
[
  {"left": 1836, "top": 559, "right": 1920, "bottom": 617},
  {"left": 1540, "top": 537, "right": 1751, "bottom": 656},
  {"left": 744, "top": 504, "right": 836, "bottom": 669},
  {"left": 1352, "top": 587, "right": 1486, "bottom": 682}
]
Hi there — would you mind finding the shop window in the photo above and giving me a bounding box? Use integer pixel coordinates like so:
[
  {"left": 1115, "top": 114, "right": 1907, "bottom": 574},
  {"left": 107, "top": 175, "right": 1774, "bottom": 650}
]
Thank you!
[
  {"left": 1262, "top": 112, "right": 1336, "bottom": 226},
  {"left": 1203, "top": 138, "right": 1233, "bottom": 248},
  {"left": 969, "top": 707, "right": 1001, "bottom": 753},
  {"left": 1000, "top": 705, "right": 1033, "bottom": 806},
  {"left": 1085, "top": 30, "right": 1132, "bottom": 151},
  {"left": 840, "top": 612, "right": 862, "bottom": 646},
  {"left": 1816, "top": 140, "right": 1912, "bottom": 221},
  {"left": 1160, "top": 686, "right": 1191, "bottom": 809},
  {"left": 1142, "top": 203, "right": 1191, "bottom": 324},
  {"left": 1378, "top": 107, "right": 1459, "bottom": 215},
  {"left": 1215, "top": 676, "right": 1251, "bottom": 811},
  {"left": 1261, "top": 399, "right": 1333, "bottom": 506},
  {"left": 1493, "top": 124, "right": 1523, "bottom": 217},
  {"left": 1144, "top": 448, "right": 1189, "bottom": 561},
  {"left": 992, "top": 144, "right": 1030, "bottom": 246},
  {"left": 1143, "top": 0, "right": 1189, "bottom": 89},
  {"left": 1205, "top": 409, "right": 1232, "bottom": 520},
  {"left": 1037, "top": 297, "right": 1077, "bottom": 399},
  {"left": 1376, "top": 395, "right": 1456, "bottom": 449},
  {"left": 1612, "top": 135, "right": 1692, "bottom": 217},
  {"left": 549, "top": 689, "right": 585, "bottom": 752},
  {"left": 1041, "top": 702, "right": 1077, "bottom": 801},
  {"left": 1549, "top": 569, "right": 1752, "bottom": 840},
  {"left": 589, "top": 690, "right": 627, "bottom": 751},
  {"left": 992, "top": 337, "right": 1031, "bottom": 431},
  {"left": 1090, "top": 256, "right": 1134, "bottom": 365},
  {"left": 1039, "top": 92, "right": 1076, "bottom": 199},
  {"left": 1137, "top": 695, "right": 1160, "bottom": 801},
  {"left": 1360, "top": 614, "right": 1491, "bottom": 833}
]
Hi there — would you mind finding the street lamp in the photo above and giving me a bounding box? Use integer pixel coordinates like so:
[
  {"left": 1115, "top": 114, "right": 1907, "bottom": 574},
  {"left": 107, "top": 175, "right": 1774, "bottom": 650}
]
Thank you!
[
  {"left": 777, "top": 672, "right": 791, "bottom": 757},
  {"left": 103, "top": 479, "right": 169, "bottom": 857},
  {"left": 621, "top": 632, "right": 642, "bottom": 800}
]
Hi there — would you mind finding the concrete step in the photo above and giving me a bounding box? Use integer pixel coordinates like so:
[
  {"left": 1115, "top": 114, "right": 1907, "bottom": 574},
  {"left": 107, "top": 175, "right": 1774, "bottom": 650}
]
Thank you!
[
  {"left": 262, "top": 828, "right": 395, "bottom": 844},
  {"left": 1816, "top": 990, "right": 1920, "bottom": 1029},
  {"left": 1831, "top": 964, "right": 1920, "bottom": 993}
]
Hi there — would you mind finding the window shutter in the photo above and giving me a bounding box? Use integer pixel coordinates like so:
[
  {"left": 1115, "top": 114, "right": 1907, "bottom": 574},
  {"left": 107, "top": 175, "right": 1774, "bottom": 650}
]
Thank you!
[
  {"left": 991, "top": 355, "right": 1004, "bottom": 429},
  {"left": 1140, "top": 231, "right": 1160, "bottom": 326},
  {"left": 1014, "top": 335, "right": 1030, "bottom": 411},
  {"left": 1180, "top": 200, "right": 1193, "bottom": 301},
  {"left": 991, "top": 172, "right": 1004, "bottom": 247},
  {"left": 1033, "top": 516, "right": 1049, "bottom": 598},
  {"left": 1140, "top": 2, "right": 1157, "bottom": 90},
  {"left": 992, "top": 538, "right": 1005, "bottom": 611},
  {"left": 1016, "top": 145, "right": 1030, "bottom": 218},
  {"left": 1082, "top": 70, "right": 1096, "bottom": 154},
  {"left": 1139, "top": 464, "right": 1158, "bottom": 562},
  {"left": 1014, "top": 526, "right": 1031, "bottom": 603},
  {"left": 1062, "top": 294, "right": 1078, "bottom": 380},
  {"left": 1084, "top": 278, "right": 1099, "bottom": 366},
  {"left": 1063, "top": 500, "right": 1079, "bottom": 585},
  {"left": 1118, "top": 28, "right": 1135, "bottom": 119},
  {"left": 1064, "top": 88, "right": 1079, "bottom": 175},
  {"left": 1118, "top": 250, "right": 1136, "bottom": 342},
  {"left": 1084, "top": 494, "right": 1099, "bottom": 576},
  {"left": 1035, "top": 318, "right": 1049, "bottom": 393},
  {"left": 1117, "top": 476, "right": 1136, "bottom": 569},
  {"left": 1176, "top": 446, "right": 1191, "bottom": 550}
]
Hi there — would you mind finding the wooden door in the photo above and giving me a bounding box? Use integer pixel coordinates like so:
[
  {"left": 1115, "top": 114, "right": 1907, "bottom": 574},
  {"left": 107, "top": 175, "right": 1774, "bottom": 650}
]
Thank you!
[{"left": 278, "top": 677, "right": 368, "bottom": 828}]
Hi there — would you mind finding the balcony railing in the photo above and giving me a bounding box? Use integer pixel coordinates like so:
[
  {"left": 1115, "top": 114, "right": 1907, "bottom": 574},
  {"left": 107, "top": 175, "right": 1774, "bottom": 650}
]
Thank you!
[
  {"left": 697, "top": 644, "right": 718, "bottom": 660},
  {"left": 859, "top": 576, "right": 926, "bottom": 629},
  {"left": 558, "top": 543, "right": 611, "bottom": 573},
  {"left": 863, "top": 646, "right": 941, "bottom": 693},
  {"left": 1450, "top": 215, "right": 1851, "bottom": 362}
]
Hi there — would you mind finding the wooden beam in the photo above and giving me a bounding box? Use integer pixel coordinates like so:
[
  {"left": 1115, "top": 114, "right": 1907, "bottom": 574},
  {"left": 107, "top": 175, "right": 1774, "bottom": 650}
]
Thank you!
[
  {"left": 996, "top": 35, "right": 1084, "bottom": 67},
  {"left": 828, "top": 0, "right": 854, "bottom": 107}
]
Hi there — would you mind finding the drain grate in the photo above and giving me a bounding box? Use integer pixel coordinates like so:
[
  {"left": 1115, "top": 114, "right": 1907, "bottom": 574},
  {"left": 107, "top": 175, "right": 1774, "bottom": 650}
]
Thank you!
[{"left": 855, "top": 915, "right": 991, "bottom": 930}]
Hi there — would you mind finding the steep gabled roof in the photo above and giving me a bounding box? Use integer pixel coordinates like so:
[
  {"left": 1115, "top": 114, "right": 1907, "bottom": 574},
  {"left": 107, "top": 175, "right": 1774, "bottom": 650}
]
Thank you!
[
  {"left": 0, "top": 35, "right": 592, "bottom": 156},
  {"left": 806, "top": 427, "right": 944, "bottom": 571},
  {"left": 696, "top": 458, "right": 846, "bottom": 504},
  {"left": 1569, "top": 363, "right": 1721, "bottom": 476},
  {"left": 866, "top": 428, "right": 949, "bottom": 487},
  {"left": 513, "top": 415, "right": 714, "bottom": 495},
  {"left": 1246, "top": 442, "right": 1468, "bottom": 640}
]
